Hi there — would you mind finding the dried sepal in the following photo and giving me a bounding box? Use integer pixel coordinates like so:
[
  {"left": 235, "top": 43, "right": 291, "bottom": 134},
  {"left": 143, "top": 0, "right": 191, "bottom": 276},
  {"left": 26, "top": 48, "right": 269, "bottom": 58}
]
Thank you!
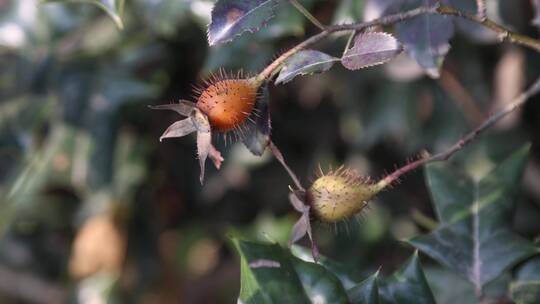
[
  {"left": 194, "top": 110, "right": 223, "bottom": 184},
  {"left": 148, "top": 100, "right": 195, "bottom": 116},
  {"left": 288, "top": 190, "right": 319, "bottom": 262},
  {"left": 196, "top": 134, "right": 224, "bottom": 184},
  {"left": 159, "top": 119, "right": 196, "bottom": 142},
  {"left": 289, "top": 191, "right": 307, "bottom": 213},
  {"left": 151, "top": 102, "right": 224, "bottom": 184}
]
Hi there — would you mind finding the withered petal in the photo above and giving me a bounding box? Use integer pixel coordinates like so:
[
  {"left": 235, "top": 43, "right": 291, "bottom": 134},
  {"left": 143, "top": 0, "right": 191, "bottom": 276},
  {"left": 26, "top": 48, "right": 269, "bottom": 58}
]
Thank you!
[
  {"left": 197, "top": 131, "right": 212, "bottom": 184},
  {"left": 159, "top": 118, "right": 196, "bottom": 142},
  {"left": 149, "top": 100, "right": 196, "bottom": 117}
]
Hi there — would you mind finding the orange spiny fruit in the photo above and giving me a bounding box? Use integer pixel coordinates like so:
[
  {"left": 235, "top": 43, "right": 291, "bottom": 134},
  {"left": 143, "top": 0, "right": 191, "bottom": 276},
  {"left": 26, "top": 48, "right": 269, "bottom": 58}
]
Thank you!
[{"left": 196, "top": 76, "right": 259, "bottom": 132}]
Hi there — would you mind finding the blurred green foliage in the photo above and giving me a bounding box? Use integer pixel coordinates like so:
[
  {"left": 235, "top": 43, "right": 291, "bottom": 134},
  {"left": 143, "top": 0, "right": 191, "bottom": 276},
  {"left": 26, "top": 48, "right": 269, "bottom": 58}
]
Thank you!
[{"left": 0, "top": 0, "right": 539, "bottom": 303}]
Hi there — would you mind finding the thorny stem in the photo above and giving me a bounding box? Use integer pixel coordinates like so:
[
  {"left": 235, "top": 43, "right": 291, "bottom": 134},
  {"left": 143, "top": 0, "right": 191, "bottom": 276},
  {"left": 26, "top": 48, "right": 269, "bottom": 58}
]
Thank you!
[
  {"left": 289, "top": 0, "right": 325, "bottom": 31},
  {"left": 255, "top": 4, "right": 540, "bottom": 83},
  {"left": 437, "top": 5, "right": 540, "bottom": 52},
  {"left": 376, "top": 76, "right": 540, "bottom": 189}
]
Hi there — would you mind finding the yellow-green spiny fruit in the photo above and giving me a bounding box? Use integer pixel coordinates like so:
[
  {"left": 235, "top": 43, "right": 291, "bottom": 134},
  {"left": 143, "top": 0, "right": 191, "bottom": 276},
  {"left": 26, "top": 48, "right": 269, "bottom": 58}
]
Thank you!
[{"left": 307, "top": 167, "right": 388, "bottom": 222}]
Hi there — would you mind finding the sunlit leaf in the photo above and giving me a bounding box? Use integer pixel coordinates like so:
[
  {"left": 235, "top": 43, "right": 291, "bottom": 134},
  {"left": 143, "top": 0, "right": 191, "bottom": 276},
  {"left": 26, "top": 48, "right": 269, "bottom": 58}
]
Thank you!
[
  {"left": 208, "top": 0, "right": 279, "bottom": 45},
  {"left": 275, "top": 50, "right": 338, "bottom": 85},
  {"left": 409, "top": 146, "right": 539, "bottom": 292},
  {"left": 341, "top": 32, "right": 402, "bottom": 70},
  {"left": 510, "top": 257, "right": 540, "bottom": 304},
  {"left": 42, "top": 0, "right": 125, "bottom": 29},
  {"left": 233, "top": 238, "right": 351, "bottom": 304},
  {"left": 395, "top": 0, "right": 454, "bottom": 78}
]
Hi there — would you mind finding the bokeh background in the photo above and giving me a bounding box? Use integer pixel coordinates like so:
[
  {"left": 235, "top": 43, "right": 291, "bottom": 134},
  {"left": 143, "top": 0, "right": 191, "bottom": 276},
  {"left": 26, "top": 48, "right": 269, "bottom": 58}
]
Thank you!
[{"left": 1, "top": 0, "right": 539, "bottom": 303}]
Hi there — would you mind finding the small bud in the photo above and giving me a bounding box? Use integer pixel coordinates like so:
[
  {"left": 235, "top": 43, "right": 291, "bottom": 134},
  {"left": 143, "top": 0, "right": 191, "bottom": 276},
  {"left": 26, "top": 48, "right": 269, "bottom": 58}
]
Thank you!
[{"left": 307, "top": 167, "right": 386, "bottom": 222}]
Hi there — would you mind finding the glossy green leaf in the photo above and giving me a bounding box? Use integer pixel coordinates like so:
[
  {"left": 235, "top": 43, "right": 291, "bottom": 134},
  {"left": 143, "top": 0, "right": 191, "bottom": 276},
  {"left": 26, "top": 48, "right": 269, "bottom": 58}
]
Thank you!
[
  {"left": 291, "top": 245, "right": 360, "bottom": 289},
  {"left": 424, "top": 267, "right": 476, "bottom": 304},
  {"left": 510, "top": 257, "right": 540, "bottom": 304},
  {"left": 348, "top": 252, "right": 436, "bottom": 304},
  {"left": 42, "top": 0, "right": 125, "bottom": 29},
  {"left": 409, "top": 146, "right": 539, "bottom": 293},
  {"left": 275, "top": 50, "right": 339, "bottom": 85},
  {"left": 233, "top": 238, "right": 350, "bottom": 304},
  {"left": 291, "top": 257, "right": 349, "bottom": 304},
  {"left": 378, "top": 252, "right": 436, "bottom": 304},
  {"left": 347, "top": 271, "right": 380, "bottom": 304}
]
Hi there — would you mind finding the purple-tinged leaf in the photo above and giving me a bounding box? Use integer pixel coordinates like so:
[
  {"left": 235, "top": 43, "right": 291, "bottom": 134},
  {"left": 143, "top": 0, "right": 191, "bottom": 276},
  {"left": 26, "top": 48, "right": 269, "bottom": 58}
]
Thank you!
[
  {"left": 275, "top": 50, "right": 339, "bottom": 85},
  {"left": 148, "top": 100, "right": 195, "bottom": 117},
  {"left": 208, "top": 0, "right": 279, "bottom": 46},
  {"left": 531, "top": 0, "right": 540, "bottom": 29},
  {"left": 158, "top": 119, "right": 196, "bottom": 142},
  {"left": 243, "top": 85, "right": 271, "bottom": 156},
  {"left": 341, "top": 32, "right": 402, "bottom": 70},
  {"left": 395, "top": 0, "right": 455, "bottom": 78},
  {"left": 363, "top": 0, "right": 405, "bottom": 21}
]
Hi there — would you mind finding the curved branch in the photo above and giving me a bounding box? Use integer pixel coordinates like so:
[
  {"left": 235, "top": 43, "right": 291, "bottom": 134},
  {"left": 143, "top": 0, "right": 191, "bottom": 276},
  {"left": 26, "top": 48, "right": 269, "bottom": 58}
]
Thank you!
[
  {"left": 377, "top": 76, "right": 540, "bottom": 189},
  {"left": 256, "top": 4, "right": 540, "bottom": 82}
]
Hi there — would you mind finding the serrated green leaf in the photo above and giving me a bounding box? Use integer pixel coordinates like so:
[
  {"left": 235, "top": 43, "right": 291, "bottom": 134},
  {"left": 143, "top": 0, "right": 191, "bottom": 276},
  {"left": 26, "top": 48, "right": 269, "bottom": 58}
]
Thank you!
[
  {"left": 234, "top": 238, "right": 310, "bottom": 304},
  {"left": 348, "top": 252, "right": 436, "bottom": 304},
  {"left": 42, "top": 0, "right": 125, "bottom": 29},
  {"left": 510, "top": 257, "right": 540, "bottom": 304},
  {"left": 291, "top": 257, "right": 350, "bottom": 304},
  {"left": 233, "top": 238, "right": 350, "bottom": 304},
  {"left": 348, "top": 271, "right": 380, "bottom": 304},
  {"left": 291, "top": 245, "right": 360, "bottom": 289},
  {"left": 378, "top": 252, "right": 436, "bottom": 304},
  {"left": 409, "top": 145, "right": 539, "bottom": 292}
]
